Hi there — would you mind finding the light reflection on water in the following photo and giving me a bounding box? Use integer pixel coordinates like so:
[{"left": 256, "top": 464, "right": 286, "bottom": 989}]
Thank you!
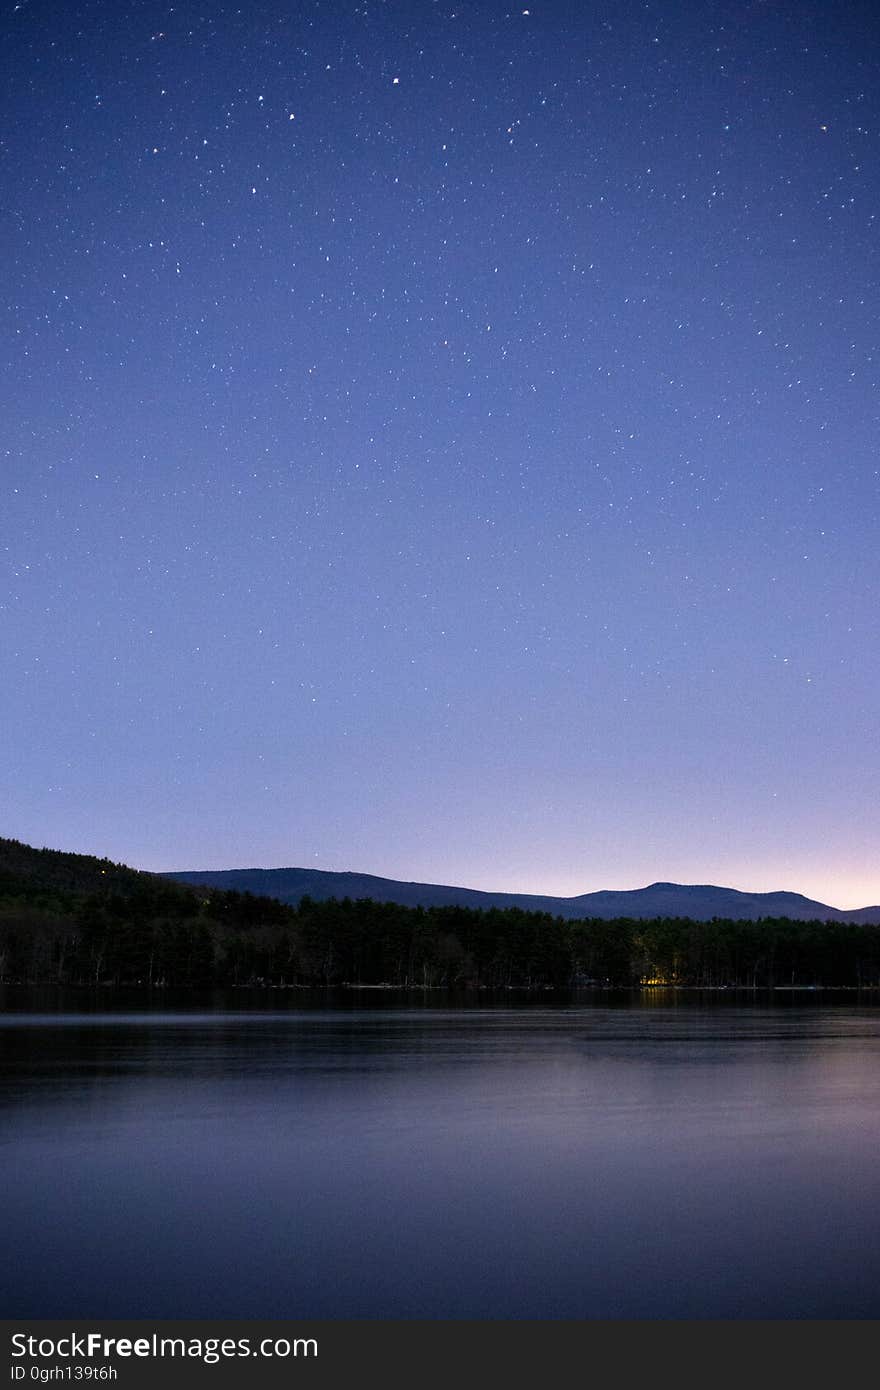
[{"left": 3, "top": 996, "right": 880, "bottom": 1318}]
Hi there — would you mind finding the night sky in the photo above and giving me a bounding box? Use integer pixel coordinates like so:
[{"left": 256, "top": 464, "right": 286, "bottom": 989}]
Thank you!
[{"left": 4, "top": 0, "right": 878, "bottom": 907}]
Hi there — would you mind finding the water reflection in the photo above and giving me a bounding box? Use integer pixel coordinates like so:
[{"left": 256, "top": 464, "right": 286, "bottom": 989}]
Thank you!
[{"left": 3, "top": 996, "right": 880, "bottom": 1318}]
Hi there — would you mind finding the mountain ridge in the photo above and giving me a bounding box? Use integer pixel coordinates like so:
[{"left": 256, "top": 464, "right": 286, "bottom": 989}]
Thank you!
[
  {"left": 161, "top": 865, "right": 880, "bottom": 924},
  {"left": 4, "top": 835, "right": 879, "bottom": 990}
]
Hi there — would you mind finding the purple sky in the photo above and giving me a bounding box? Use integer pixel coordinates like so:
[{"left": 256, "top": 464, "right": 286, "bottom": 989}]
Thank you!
[{"left": 3, "top": 0, "right": 878, "bottom": 907}]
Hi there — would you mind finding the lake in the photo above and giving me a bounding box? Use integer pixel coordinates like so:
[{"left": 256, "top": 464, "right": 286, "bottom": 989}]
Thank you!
[{"left": 3, "top": 991, "right": 880, "bottom": 1318}]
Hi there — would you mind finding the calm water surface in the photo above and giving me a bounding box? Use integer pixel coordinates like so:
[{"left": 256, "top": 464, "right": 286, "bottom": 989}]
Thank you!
[{"left": 3, "top": 993, "right": 880, "bottom": 1318}]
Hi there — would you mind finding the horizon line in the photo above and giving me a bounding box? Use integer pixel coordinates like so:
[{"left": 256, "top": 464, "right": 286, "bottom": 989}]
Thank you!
[{"left": 156, "top": 862, "right": 880, "bottom": 914}]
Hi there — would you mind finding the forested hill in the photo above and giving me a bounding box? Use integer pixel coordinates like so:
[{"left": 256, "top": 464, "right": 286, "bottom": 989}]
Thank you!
[
  {"left": 0, "top": 836, "right": 173, "bottom": 898},
  {"left": 2, "top": 836, "right": 880, "bottom": 990},
  {"left": 163, "top": 864, "right": 880, "bottom": 925}
]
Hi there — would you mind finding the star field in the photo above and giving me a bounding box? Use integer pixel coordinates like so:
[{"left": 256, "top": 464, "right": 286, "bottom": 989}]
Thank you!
[{"left": 3, "top": 0, "right": 879, "bottom": 906}]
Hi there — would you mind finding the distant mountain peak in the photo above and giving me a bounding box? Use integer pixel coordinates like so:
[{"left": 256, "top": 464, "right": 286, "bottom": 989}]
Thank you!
[{"left": 161, "top": 864, "right": 880, "bottom": 925}]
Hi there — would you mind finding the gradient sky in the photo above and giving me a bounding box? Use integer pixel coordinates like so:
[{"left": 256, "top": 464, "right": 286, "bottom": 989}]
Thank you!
[{"left": 3, "top": 0, "right": 878, "bottom": 907}]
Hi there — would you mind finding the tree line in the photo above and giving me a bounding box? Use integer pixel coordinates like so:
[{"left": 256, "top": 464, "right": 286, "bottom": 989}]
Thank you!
[{"left": 2, "top": 880, "right": 880, "bottom": 989}]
